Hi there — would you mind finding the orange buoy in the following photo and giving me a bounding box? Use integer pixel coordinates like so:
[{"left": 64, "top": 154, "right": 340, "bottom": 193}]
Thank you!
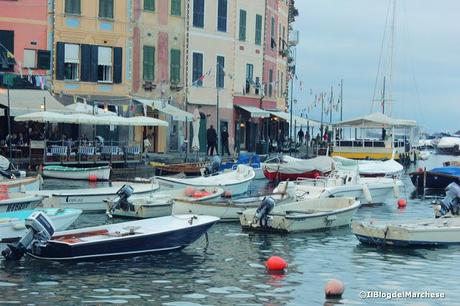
[
  {"left": 265, "top": 256, "right": 287, "bottom": 271},
  {"left": 223, "top": 191, "right": 232, "bottom": 198},
  {"left": 397, "top": 198, "right": 407, "bottom": 208},
  {"left": 88, "top": 175, "right": 98, "bottom": 182},
  {"left": 324, "top": 279, "right": 345, "bottom": 299}
]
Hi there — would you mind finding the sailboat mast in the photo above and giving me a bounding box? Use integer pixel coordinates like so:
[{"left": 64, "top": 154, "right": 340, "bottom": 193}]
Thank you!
[{"left": 382, "top": 76, "right": 386, "bottom": 114}]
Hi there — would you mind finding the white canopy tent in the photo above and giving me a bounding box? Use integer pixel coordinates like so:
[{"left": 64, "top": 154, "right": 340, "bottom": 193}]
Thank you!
[
  {"left": 135, "top": 98, "right": 193, "bottom": 122},
  {"left": 333, "top": 112, "right": 416, "bottom": 128},
  {"left": 269, "top": 111, "right": 322, "bottom": 128},
  {"left": 236, "top": 105, "right": 270, "bottom": 118}
]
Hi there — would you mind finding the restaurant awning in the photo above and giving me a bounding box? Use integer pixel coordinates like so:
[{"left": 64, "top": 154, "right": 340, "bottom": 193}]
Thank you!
[
  {"left": 269, "top": 111, "right": 322, "bottom": 127},
  {"left": 135, "top": 98, "right": 193, "bottom": 121},
  {"left": 0, "top": 89, "right": 71, "bottom": 116},
  {"left": 236, "top": 105, "right": 270, "bottom": 118},
  {"left": 333, "top": 112, "right": 417, "bottom": 128}
]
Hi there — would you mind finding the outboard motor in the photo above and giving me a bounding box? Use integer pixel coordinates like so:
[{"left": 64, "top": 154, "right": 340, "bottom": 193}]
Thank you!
[
  {"left": 254, "top": 197, "right": 276, "bottom": 227},
  {"left": 2, "top": 211, "right": 55, "bottom": 260},
  {"left": 435, "top": 182, "right": 460, "bottom": 218},
  {"left": 205, "top": 155, "right": 222, "bottom": 175},
  {"left": 110, "top": 184, "right": 135, "bottom": 212}
]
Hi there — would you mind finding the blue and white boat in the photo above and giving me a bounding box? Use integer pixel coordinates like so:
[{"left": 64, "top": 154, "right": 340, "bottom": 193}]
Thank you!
[
  {"left": 0, "top": 193, "right": 43, "bottom": 213},
  {"left": 220, "top": 154, "right": 264, "bottom": 179},
  {"left": 0, "top": 208, "right": 82, "bottom": 242}
]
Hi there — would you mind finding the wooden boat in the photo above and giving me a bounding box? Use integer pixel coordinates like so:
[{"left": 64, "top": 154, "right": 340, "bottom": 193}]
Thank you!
[
  {"left": 0, "top": 193, "right": 43, "bottom": 213},
  {"left": 0, "top": 208, "right": 82, "bottom": 242},
  {"left": 173, "top": 193, "right": 291, "bottom": 221},
  {"left": 157, "top": 165, "right": 255, "bottom": 196},
  {"left": 27, "top": 180, "right": 160, "bottom": 212},
  {"left": 151, "top": 162, "right": 209, "bottom": 176},
  {"left": 352, "top": 217, "right": 460, "bottom": 247},
  {"left": 106, "top": 187, "right": 224, "bottom": 219},
  {"left": 239, "top": 197, "right": 361, "bottom": 232},
  {"left": 0, "top": 175, "right": 42, "bottom": 193},
  {"left": 262, "top": 156, "right": 335, "bottom": 182},
  {"left": 410, "top": 166, "right": 460, "bottom": 190},
  {"left": 2, "top": 212, "right": 219, "bottom": 261},
  {"left": 43, "top": 165, "right": 111, "bottom": 181}
]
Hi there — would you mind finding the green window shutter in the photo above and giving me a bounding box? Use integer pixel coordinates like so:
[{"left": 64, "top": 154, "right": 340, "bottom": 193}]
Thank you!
[
  {"left": 143, "top": 46, "right": 155, "bottom": 81},
  {"left": 255, "top": 14, "right": 262, "bottom": 45},
  {"left": 170, "top": 49, "right": 181, "bottom": 84},
  {"left": 239, "top": 10, "right": 246, "bottom": 41},
  {"left": 171, "top": 0, "right": 181, "bottom": 16},
  {"left": 65, "top": 0, "right": 81, "bottom": 14},
  {"left": 99, "top": 0, "right": 113, "bottom": 18},
  {"left": 144, "top": 0, "right": 155, "bottom": 11}
]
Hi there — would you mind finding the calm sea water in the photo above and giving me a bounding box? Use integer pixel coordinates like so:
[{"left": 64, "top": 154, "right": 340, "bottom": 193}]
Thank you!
[{"left": 1, "top": 153, "right": 459, "bottom": 305}]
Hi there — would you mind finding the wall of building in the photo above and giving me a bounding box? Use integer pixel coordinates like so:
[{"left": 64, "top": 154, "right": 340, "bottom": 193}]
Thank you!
[{"left": 276, "top": 0, "right": 289, "bottom": 111}]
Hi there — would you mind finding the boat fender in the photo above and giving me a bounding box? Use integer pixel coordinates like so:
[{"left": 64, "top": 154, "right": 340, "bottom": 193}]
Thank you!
[
  {"left": 362, "top": 184, "right": 372, "bottom": 203},
  {"left": 12, "top": 223, "right": 26, "bottom": 230},
  {"left": 393, "top": 180, "right": 400, "bottom": 197}
]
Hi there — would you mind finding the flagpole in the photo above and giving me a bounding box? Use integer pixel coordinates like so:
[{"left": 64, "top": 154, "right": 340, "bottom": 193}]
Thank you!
[
  {"left": 329, "top": 86, "right": 333, "bottom": 124},
  {"left": 340, "top": 79, "right": 343, "bottom": 121}
]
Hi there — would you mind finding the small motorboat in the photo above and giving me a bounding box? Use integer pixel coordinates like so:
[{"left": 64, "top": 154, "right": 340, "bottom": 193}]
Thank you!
[
  {"left": 418, "top": 150, "right": 431, "bottom": 160},
  {"left": 0, "top": 193, "right": 43, "bottom": 213},
  {"left": 106, "top": 185, "right": 224, "bottom": 219},
  {"left": 275, "top": 169, "right": 403, "bottom": 204},
  {"left": 0, "top": 175, "right": 42, "bottom": 193},
  {"left": 157, "top": 165, "right": 255, "bottom": 196},
  {"left": 334, "top": 156, "right": 403, "bottom": 177},
  {"left": 352, "top": 182, "right": 460, "bottom": 247},
  {"left": 2, "top": 211, "right": 219, "bottom": 261},
  {"left": 0, "top": 208, "right": 82, "bottom": 242},
  {"left": 173, "top": 192, "right": 291, "bottom": 221},
  {"left": 27, "top": 180, "right": 160, "bottom": 212},
  {"left": 410, "top": 166, "right": 460, "bottom": 190},
  {"left": 220, "top": 153, "right": 265, "bottom": 180},
  {"left": 436, "top": 136, "right": 460, "bottom": 155},
  {"left": 42, "top": 165, "right": 111, "bottom": 181},
  {"left": 262, "top": 155, "right": 335, "bottom": 182},
  {"left": 239, "top": 197, "right": 361, "bottom": 232},
  {"left": 151, "top": 161, "right": 209, "bottom": 176}
]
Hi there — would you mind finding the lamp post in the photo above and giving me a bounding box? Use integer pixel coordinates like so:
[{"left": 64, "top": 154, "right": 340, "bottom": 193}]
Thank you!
[{"left": 6, "top": 85, "right": 11, "bottom": 159}]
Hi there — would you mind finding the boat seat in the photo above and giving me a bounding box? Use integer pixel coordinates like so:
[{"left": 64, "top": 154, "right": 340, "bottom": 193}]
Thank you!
[{"left": 47, "top": 146, "right": 68, "bottom": 157}]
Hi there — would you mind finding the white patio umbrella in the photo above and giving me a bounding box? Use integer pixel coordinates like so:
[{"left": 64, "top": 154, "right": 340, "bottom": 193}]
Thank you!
[
  {"left": 124, "top": 116, "right": 169, "bottom": 127},
  {"left": 191, "top": 109, "right": 200, "bottom": 151},
  {"left": 65, "top": 102, "right": 117, "bottom": 116},
  {"left": 14, "top": 111, "right": 73, "bottom": 124}
]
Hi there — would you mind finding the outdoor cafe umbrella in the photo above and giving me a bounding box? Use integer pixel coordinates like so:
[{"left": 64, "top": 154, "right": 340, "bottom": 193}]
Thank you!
[
  {"left": 65, "top": 102, "right": 117, "bottom": 117},
  {"left": 123, "top": 116, "right": 169, "bottom": 127},
  {"left": 14, "top": 111, "right": 73, "bottom": 124},
  {"left": 191, "top": 109, "right": 200, "bottom": 151}
]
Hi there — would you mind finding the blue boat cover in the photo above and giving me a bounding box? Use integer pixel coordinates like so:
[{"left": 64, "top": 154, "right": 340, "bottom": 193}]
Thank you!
[
  {"left": 431, "top": 166, "right": 460, "bottom": 176},
  {"left": 219, "top": 153, "right": 261, "bottom": 171}
]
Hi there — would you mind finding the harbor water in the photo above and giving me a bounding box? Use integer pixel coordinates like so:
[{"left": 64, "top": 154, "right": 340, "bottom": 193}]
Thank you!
[{"left": 1, "top": 155, "right": 459, "bottom": 305}]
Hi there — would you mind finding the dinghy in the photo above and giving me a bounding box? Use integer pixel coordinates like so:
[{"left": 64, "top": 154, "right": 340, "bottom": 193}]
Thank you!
[
  {"left": 334, "top": 156, "right": 403, "bottom": 177},
  {"left": 410, "top": 166, "right": 460, "bottom": 190},
  {"left": 106, "top": 185, "right": 224, "bottom": 219},
  {"left": 157, "top": 165, "right": 255, "bottom": 196},
  {"left": 0, "top": 193, "right": 43, "bottom": 213},
  {"left": 436, "top": 136, "right": 460, "bottom": 155},
  {"left": 220, "top": 154, "right": 265, "bottom": 179},
  {"left": 27, "top": 180, "right": 160, "bottom": 212},
  {"left": 42, "top": 165, "right": 111, "bottom": 181},
  {"left": 239, "top": 197, "right": 361, "bottom": 232},
  {"left": 263, "top": 156, "right": 335, "bottom": 181},
  {"left": 151, "top": 161, "right": 209, "bottom": 176},
  {"left": 0, "top": 175, "right": 42, "bottom": 193},
  {"left": 2, "top": 211, "right": 219, "bottom": 261},
  {"left": 0, "top": 208, "right": 82, "bottom": 242}
]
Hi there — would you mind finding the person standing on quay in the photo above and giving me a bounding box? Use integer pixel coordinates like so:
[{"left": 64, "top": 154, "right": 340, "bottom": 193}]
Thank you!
[
  {"left": 207, "top": 125, "right": 217, "bottom": 156},
  {"left": 297, "top": 128, "right": 304, "bottom": 144},
  {"left": 221, "top": 127, "right": 230, "bottom": 156}
]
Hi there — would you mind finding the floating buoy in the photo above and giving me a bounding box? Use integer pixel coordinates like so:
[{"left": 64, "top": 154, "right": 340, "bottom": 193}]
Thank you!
[
  {"left": 223, "top": 190, "right": 232, "bottom": 198},
  {"left": 397, "top": 198, "right": 407, "bottom": 208},
  {"left": 265, "top": 256, "right": 287, "bottom": 271},
  {"left": 324, "top": 279, "right": 345, "bottom": 299},
  {"left": 88, "top": 175, "right": 98, "bottom": 182}
]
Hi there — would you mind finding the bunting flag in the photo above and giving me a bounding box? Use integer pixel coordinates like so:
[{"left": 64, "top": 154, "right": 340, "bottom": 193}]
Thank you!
[{"left": 192, "top": 67, "right": 212, "bottom": 86}]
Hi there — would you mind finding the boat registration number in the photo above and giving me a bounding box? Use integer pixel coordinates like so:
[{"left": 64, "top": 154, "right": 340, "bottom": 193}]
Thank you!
[
  {"left": 66, "top": 196, "right": 84, "bottom": 203},
  {"left": 7, "top": 202, "right": 30, "bottom": 212}
]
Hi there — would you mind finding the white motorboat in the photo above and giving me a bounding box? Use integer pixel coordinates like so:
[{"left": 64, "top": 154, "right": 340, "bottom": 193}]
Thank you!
[
  {"left": 106, "top": 186, "right": 224, "bottom": 219},
  {"left": 173, "top": 193, "right": 291, "bottom": 221},
  {"left": 157, "top": 165, "right": 255, "bottom": 196},
  {"left": 419, "top": 150, "right": 431, "bottom": 160},
  {"left": 43, "top": 165, "right": 111, "bottom": 181},
  {"left": 239, "top": 197, "right": 361, "bottom": 232},
  {"left": 0, "top": 193, "right": 43, "bottom": 213},
  {"left": 275, "top": 169, "right": 403, "bottom": 204},
  {"left": 436, "top": 136, "right": 460, "bottom": 155},
  {"left": 27, "top": 180, "right": 160, "bottom": 212},
  {"left": 334, "top": 156, "right": 403, "bottom": 177},
  {"left": 0, "top": 208, "right": 82, "bottom": 242},
  {"left": 0, "top": 175, "right": 42, "bottom": 193}
]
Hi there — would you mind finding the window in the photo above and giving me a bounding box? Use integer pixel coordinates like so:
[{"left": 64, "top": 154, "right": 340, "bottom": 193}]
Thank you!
[
  {"left": 64, "top": 43, "right": 79, "bottom": 80},
  {"left": 192, "top": 52, "right": 203, "bottom": 87},
  {"left": 171, "top": 0, "right": 181, "bottom": 16},
  {"left": 144, "top": 0, "right": 155, "bottom": 11},
  {"left": 270, "top": 17, "right": 275, "bottom": 49},
  {"left": 65, "top": 0, "right": 81, "bottom": 15},
  {"left": 99, "top": 0, "right": 113, "bottom": 19},
  {"left": 239, "top": 10, "right": 246, "bottom": 41},
  {"left": 170, "top": 49, "right": 181, "bottom": 84},
  {"left": 217, "top": 0, "right": 227, "bottom": 32},
  {"left": 97, "top": 46, "right": 112, "bottom": 82},
  {"left": 216, "top": 56, "right": 225, "bottom": 88},
  {"left": 280, "top": 72, "right": 284, "bottom": 97},
  {"left": 23, "top": 49, "right": 36, "bottom": 68},
  {"left": 143, "top": 46, "right": 155, "bottom": 81},
  {"left": 268, "top": 69, "right": 273, "bottom": 97},
  {"left": 255, "top": 14, "right": 262, "bottom": 45},
  {"left": 245, "top": 64, "right": 253, "bottom": 93},
  {"left": 193, "top": 0, "right": 204, "bottom": 28}
]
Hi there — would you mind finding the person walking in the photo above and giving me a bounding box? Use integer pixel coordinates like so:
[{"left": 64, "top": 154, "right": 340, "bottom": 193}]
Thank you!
[
  {"left": 221, "top": 127, "right": 230, "bottom": 156},
  {"left": 305, "top": 130, "right": 311, "bottom": 145},
  {"left": 297, "top": 128, "right": 304, "bottom": 144},
  {"left": 207, "top": 125, "right": 217, "bottom": 156}
]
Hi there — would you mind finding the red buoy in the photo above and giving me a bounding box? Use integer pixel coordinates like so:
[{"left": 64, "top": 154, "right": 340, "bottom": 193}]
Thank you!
[
  {"left": 88, "top": 175, "right": 98, "bottom": 182},
  {"left": 265, "top": 256, "right": 287, "bottom": 271},
  {"left": 324, "top": 279, "right": 345, "bottom": 299},
  {"left": 397, "top": 198, "right": 407, "bottom": 208}
]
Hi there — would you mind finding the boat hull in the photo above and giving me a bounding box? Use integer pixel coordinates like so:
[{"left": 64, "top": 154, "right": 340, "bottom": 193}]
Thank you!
[
  {"left": 158, "top": 179, "right": 251, "bottom": 196},
  {"left": 43, "top": 166, "right": 111, "bottom": 181},
  {"left": 263, "top": 169, "right": 323, "bottom": 182},
  {"left": 0, "top": 195, "right": 42, "bottom": 213},
  {"left": 110, "top": 203, "right": 173, "bottom": 219},
  {"left": 410, "top": 171, "right": 460, "bottom": 190},
  {"left": 1, "top": 176, "right": 41, "bottom": 193}
]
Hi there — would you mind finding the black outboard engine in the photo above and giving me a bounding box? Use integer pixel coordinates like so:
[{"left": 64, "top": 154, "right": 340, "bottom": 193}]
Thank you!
[
  {"left": 435, "top": 182, "right": 460, "bottom": 218},
  {"left": 2, "top": 211, "right": 55, "bottom": 260},
  {"left": 111, "top": 184, "right": 135, "bottom": 212},
  {"left": 254, "top": 197, "right": 276, "bottom": 227},
  {"left": 205, "top": 155, "right": 221, "bottom": 175}
]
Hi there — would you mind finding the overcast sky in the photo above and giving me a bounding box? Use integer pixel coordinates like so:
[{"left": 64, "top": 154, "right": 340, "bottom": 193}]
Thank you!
[{"left": 292, "top": 0, "right": 460, "bottom": 133}]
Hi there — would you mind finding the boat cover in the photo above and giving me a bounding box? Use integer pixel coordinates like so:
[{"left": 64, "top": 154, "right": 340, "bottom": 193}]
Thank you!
[
  {"left": 264, "top": 156, "right": 335, "bottom": 174},
  {"left": 431, "top": 166, "right": 460, "bottom": 177}
]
